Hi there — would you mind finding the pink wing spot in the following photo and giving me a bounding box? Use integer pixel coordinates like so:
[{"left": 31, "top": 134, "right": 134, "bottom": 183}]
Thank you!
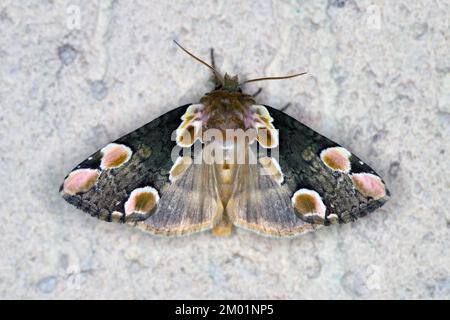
[
  {"left": 327, "top": 214, "right": 339, "bottom": 224},
  {"left": 111, "top": 211, "right": 124, "bottom": 222},
  {"left": 63, "top": 169, "right": 100, "bottom": 195},
  {"left": 176, "top": 104, "right": 206, "bottom": 147},
  {"left": 259, "top": 156, "right": 284, "bottom": 185},
  {"left": 181, "top": 104, "right": 205, "bottom": 120},
  {"left": 256, "top": 127, "right": 279, "bottom": 149},
  {"left": 351, "top": 173, "right": 386, "bottom": 200},
  {"left": 253, "top": 105, "right": 272, "bottom": 120},
  {"left": 100, "top": 143, "right": 132, "bottom": 170},
  {"left": 169, "top": 156, "right": 193, "bottom": 183},
  {"left": 320, "top": 147, "right": 351, "bottom": 173},
  {"left": 124, "top": 186, "right": 160, "bottom": 216},
  {"left": 291, "top": 189, "right": 326, "bottom": 219},
  {"left": 176, "top": 120, "right": 202, "bottom": 147},
  {"left": 247, "top": 105, "right": 278, "bottom": 149}
]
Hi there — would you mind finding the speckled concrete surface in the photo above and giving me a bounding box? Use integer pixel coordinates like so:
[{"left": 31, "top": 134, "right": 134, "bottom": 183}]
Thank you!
[{"left": 1, "top": 0, "right": 449, "bottom": 299}]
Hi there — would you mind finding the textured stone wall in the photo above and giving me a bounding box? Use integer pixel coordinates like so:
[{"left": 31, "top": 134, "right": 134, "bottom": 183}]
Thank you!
[{"left": 0, "top": 0, "right": 449, "bottom": 299}]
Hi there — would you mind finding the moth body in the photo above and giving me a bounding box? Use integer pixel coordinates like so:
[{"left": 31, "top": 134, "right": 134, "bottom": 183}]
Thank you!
[{"left": 60, "top": 46, "right": 390, "bottom": 237}]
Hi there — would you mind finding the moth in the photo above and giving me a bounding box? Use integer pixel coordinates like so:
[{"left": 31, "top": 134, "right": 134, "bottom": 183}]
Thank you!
[{"left": 60, "top": 41, "right": 390, "bottom": 237}]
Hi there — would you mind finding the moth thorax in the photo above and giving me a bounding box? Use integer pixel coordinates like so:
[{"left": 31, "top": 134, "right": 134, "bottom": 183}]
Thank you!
[{"left": 200, "top": 90, "right": 256, "bottom": 130}]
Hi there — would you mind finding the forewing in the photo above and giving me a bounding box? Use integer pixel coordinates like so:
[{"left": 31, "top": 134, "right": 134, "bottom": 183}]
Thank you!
[
  {"left": 268, "top": 106, "right": 390, "bottom": 223},
  {"left": 60, "top": 105, "right": 221, "bottom": 235},
  {"left": 228, "top": 106, "right": 390, "bottom": 236}
]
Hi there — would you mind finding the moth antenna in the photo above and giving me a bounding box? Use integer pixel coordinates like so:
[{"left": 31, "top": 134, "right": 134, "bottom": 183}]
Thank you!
[
  {"left": 173, "top": 40, "right": 223, "bottom": 84},
  {"left": 243, "top": 72, "right": 307, "bottom": 84}
]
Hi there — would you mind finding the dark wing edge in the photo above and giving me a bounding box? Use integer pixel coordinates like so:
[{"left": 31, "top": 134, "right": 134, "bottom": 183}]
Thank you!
[
  {"left": 266, "top": 105, "right": 390, "bottom": 225},
  {"left": 60, "top": 104, "right": 222, "bottom": 236},
  {"left": 227, "top": 105, "right": 390, "bottom": 237}
]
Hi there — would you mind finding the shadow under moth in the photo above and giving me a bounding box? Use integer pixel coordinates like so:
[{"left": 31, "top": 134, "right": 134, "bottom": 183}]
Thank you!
[{"left": 60, "top": 42, "right": 390, "bottom": 237}]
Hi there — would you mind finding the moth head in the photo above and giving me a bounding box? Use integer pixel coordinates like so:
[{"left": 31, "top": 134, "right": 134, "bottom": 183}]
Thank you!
[{"left": 222, "top": 73, "right": 240, "bottom": 92}]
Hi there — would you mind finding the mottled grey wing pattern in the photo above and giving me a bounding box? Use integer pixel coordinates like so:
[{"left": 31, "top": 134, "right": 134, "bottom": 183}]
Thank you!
[
  {"left": 267, "top": 106, "right": 389, "bottom": 223},
  {"left": 60, "top": 104, "right": 221, "bottom": 235},
  {"left": 228, "top": 106, "right": 390, "bottom": 236},
  {"left": 61, "top": 100, "right": 389, "bottom": 238}
]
